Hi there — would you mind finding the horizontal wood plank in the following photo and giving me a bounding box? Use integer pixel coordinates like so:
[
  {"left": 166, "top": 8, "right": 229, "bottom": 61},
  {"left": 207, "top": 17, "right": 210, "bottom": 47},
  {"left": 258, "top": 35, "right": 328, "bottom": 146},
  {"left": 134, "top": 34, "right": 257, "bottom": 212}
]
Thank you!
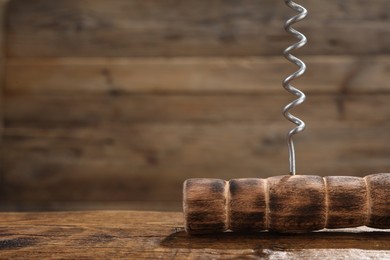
[
  {"left": 4, "top": 94, "right": 390, "bottom": 127},
  {"left": 5, "top": 56, "right": 390, "bottom": 94},
  {"left": 0, "top": 201, "right": 183, "bottom": 212},
  {"left": 2, "top": 124, "right": 390, "bottom": 202},
  {"left": 5, "top": 0, "right": 390, "bottom": 57},
  {"left": 0, "top": 211, "right": 389, "bottom": 259}
]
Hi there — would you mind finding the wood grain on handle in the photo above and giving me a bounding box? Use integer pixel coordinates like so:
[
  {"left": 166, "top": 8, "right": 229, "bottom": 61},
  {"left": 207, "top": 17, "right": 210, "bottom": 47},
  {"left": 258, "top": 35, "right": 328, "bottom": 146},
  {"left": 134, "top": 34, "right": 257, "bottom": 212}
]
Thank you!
[{"left": 183, "top": 173, "right": 390, "bottom": 234}]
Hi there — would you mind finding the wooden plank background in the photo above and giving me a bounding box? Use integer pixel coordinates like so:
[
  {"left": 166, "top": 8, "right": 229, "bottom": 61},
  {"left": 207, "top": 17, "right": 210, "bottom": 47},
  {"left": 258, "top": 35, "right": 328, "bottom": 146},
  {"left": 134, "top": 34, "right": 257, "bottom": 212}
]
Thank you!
[
  {"left": 5, "top": 0, "right": 390, "bottom": 57},
  {"left": 0, "top": 0, "right": 389, "bottom": 211}
]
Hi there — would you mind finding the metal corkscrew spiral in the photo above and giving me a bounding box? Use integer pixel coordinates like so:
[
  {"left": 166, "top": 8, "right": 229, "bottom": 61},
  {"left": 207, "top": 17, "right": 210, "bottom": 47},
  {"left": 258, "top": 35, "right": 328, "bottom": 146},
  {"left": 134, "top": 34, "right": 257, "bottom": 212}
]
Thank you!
[{"left": 282, "top": 0, "right": 307, "bottom": 175}]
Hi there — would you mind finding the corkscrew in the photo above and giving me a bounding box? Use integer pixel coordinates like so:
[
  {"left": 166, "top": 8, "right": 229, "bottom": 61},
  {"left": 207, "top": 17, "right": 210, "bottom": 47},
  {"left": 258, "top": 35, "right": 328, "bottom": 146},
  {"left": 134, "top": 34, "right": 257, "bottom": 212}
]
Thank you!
[
  {"left": 184, "top": 173, "right": 389, "bottom": 234},
  {"left": 182, "top": 1, "right": 390, "bottom": 234},
  {"left": 282, "top": 0, "right": 307, "bottom": 175}
]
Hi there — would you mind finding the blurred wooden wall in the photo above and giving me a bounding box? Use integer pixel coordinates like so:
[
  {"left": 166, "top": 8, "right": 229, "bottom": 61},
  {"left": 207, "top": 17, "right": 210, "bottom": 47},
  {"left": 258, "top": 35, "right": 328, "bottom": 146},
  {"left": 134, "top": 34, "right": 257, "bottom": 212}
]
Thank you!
[{"left": 1, "top": 0, "right": 389, "bottom": 211}]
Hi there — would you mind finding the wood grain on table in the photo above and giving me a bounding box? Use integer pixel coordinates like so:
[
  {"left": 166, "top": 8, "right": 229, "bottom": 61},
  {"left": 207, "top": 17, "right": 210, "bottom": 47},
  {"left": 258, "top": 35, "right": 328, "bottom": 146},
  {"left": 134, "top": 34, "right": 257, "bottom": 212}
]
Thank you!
[{"left": 0, "top": 211, "right": 389, "bottom": 259}]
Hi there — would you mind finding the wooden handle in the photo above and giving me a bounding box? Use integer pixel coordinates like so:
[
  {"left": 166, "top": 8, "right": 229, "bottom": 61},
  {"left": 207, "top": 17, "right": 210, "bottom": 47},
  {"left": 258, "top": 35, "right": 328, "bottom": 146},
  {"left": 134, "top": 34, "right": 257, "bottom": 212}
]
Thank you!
[{"left": 183, "top": 173, "right": 389, "bottom": 234}]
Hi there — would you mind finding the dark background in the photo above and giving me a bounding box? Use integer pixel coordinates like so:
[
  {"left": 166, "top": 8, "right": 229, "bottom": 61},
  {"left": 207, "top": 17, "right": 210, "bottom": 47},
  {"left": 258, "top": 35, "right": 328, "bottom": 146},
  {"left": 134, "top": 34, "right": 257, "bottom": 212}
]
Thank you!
[{"left": 0, "top": 0, "right": 389, "bottom": 211}]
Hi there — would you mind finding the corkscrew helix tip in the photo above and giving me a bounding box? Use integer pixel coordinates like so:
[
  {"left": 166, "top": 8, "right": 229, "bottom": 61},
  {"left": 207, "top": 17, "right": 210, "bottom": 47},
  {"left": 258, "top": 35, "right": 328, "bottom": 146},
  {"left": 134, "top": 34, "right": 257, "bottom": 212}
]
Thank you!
[{"left": 282, "top": 0, "right": 307, "bottom": 175}]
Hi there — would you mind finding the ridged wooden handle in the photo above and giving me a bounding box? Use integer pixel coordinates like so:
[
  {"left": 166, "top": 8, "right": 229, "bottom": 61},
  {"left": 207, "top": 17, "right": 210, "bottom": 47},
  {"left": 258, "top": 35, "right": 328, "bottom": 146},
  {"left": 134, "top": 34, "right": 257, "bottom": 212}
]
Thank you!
[{"left": 183, "top": 173, "right": 389, "bottom": 234}]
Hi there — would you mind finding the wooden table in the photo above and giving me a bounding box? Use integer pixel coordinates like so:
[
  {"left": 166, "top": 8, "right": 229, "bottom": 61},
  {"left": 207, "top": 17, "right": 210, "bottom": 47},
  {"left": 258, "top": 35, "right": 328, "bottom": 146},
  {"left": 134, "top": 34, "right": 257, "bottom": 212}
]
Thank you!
[{"left": 0, "top": 211, "right": 389, "bottom": 259}]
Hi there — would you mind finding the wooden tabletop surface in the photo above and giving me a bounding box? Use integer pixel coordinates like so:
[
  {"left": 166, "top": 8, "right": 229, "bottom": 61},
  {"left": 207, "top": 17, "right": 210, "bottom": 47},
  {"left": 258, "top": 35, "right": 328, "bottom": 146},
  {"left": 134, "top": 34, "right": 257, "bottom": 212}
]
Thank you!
[{"left": 0, "top": 211, "right": 389, "bottom": 259}]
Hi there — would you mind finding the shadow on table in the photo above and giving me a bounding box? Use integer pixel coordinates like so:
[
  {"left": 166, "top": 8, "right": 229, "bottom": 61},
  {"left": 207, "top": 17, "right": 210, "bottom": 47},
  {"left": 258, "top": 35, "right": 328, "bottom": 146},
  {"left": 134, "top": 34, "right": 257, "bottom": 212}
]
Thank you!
[{"left": 161, "top": 228, "right": 390, "bottom": 250}]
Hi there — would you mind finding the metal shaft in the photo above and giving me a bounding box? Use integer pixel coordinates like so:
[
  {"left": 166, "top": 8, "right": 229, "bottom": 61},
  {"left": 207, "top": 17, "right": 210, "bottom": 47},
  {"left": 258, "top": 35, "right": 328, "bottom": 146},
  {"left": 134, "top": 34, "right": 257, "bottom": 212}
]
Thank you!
[{"left": 282, "top": 0, "right": 308, "bottom": 175}]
